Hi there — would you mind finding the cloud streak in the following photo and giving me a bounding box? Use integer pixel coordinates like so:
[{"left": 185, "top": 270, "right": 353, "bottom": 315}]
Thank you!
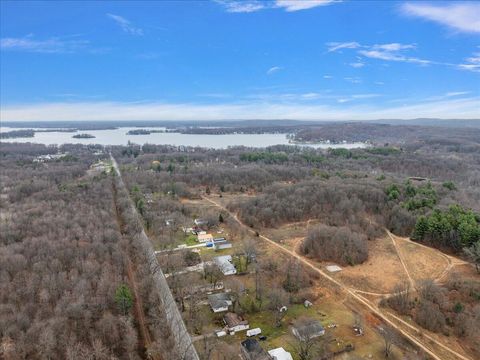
[
  {"left": 401, "top": 2, "right": 480, "bottom": 34},
  {"left": 107, "top": 13, "right": 143, "bottom": 35},
  {"left": 0, "top": 36, "right": 89, "bottom": 53},
  {"left": 215, "top": 0, "right": 337, "bottom": 13},
  {"left": 326, "top": 41, "right": 480, "bottom": 72},
  {"left": 267, "top": 66, "right": 283, "bottom": 74},
  {"left": 3, "top": 95, "right": 478, "bottom": 121},
  {"left": 275, "top": 0, "right": 337, "bottom": 12}
]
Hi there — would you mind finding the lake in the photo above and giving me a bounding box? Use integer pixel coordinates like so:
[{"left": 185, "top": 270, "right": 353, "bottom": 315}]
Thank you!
[{"left": 0, "top": 127, "right": 367, "bottom": 149}]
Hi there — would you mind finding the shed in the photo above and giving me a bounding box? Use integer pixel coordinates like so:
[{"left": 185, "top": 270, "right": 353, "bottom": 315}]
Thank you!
[{"left": 224, "top": 312, "right": 249, "bottom": 333}]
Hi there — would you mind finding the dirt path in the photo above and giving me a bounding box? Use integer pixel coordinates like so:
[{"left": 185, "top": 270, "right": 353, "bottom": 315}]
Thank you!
[
  {"left": 202, "top": 195, "right": 473, "bottom": 360},
  {"left": 388, "top": 232, "right": 469, "bottom": 284},
  {"left": 387, "top": 231, "right": 417, "bottom": 290},
  {"left": 127, "top": 258, "right": 159, "bottom": 359},
  {"left": 112, "top": 172, "right": 159, "bottom": 359}
]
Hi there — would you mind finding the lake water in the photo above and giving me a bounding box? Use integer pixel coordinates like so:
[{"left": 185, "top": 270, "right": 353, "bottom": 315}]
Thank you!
[{"left": 0, "top": 127, "right": 367, "bottom": 149}]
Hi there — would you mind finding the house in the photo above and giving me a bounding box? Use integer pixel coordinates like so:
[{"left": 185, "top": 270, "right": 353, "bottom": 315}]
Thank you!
[
  {"left": 240, "top": 339, "right": 270, "bottom": 360},
  {"left": 214, "top": 255, "right": 237, "bottom": 275},
  {"left": 224, "top": 312, "right": 249, "bottom": 333},
  {"left": 292, "top": 320, "right": 325, "bottom": 341},
  {"left": 208, "top": 293, "right": 232, "bottom": 313},
  {"left": 194, "top": 218, "right": 208, "bottom": 226},
  {"left": 197, "top": 233, "right": 213, "bottom": 243},
  {"left": 268, "top": 348, "right": 293, "bottom": 360}
]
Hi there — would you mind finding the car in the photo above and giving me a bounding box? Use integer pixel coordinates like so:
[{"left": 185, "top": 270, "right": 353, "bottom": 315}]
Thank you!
[{"left": 258, "top": 335, "right": 267, "bottom": 341}]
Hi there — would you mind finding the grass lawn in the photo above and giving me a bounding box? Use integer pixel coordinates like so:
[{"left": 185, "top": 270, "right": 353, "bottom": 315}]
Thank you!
[{"left": 184, "top": 234, "right": 198, "bottom": 246}]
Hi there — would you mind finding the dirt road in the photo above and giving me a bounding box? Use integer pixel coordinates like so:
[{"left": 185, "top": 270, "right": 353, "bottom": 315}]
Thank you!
[{"left": 203, "top": 195, "right": 473, "bottom": 360}]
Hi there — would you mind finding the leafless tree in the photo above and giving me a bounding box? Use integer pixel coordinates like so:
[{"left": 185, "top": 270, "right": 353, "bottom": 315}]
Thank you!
[{"left": 379, "top": 325, "right": 399, "bottom": 358}]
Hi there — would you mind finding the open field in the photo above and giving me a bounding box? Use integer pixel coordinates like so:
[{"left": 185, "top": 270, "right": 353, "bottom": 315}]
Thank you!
[
  {"left": 181, "top": 198, "right": 419, "bottom": 359},
  {"left": 202, "top": 195, "right": 478, "bottom": 360},
  {"left": 334, "top": 236, "right": 410, "bottom": 294}
]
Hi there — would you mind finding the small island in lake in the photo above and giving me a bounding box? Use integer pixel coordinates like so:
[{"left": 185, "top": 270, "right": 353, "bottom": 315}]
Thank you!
[
  {"left": 72, "top": 133, "right": 96, "bottom": 139},
  {"left": 126, "top": 129, "right": 165, "bottom": 135},
  {"left": 0, "top": 129, "right": 35, "bottom": 139}
]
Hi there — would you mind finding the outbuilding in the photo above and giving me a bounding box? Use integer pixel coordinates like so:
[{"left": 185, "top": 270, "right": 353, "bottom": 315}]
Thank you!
[{"left": 224, "top": 312, "right": 249, "bottom": 333}]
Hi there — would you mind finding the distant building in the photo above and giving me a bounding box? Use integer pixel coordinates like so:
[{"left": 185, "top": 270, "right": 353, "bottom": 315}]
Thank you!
[
  {"left": 214, "top": 237, "right": 233, "bottom": 250},
  {"left": 215, "top": 242, "right": 233, "bottom": 250},
  {"left": 292, "top": 320, "right": 325, "bottom": 341},
  {"left": 197, "top": 233, "right": 213, "bottom": 243},
  {"left": 208, "top": 293, "right": 232, "bottom": 313},
  {"left": 268, "top": 347, "right": 293, "bottom": 360},
  {"left": 224, "top": 312, "right": 249, "bottom": 333},
  {"left": 240, "top": 339, "right": 270, "bottom": 360},
  {"left": 194, "top": 218, "right": 208, "bottom": 226},
  {"left": 214, "top": 255, "right": 236, "bottom": 275}
]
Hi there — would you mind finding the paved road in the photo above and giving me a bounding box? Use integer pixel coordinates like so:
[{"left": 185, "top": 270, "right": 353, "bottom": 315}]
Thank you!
[{"left": 203, "top": 195, "right": 472, "bottom": 360}]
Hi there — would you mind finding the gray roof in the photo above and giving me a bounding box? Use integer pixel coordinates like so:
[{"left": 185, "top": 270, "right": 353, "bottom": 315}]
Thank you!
[
  {"left": 241, "top": 339, "right": 270, "bottom": 360},
  {"left": 208, "top": 293, "right": 231, "bottom": 310},
  {"left": 293, "top": 320, "right": 325, "bottom": 340}
]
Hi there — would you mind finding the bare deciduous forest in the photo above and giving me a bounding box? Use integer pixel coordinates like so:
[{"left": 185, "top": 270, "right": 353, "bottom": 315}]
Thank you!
[{"left": 1, "top": 122, "right": 480, "bottom": 359}]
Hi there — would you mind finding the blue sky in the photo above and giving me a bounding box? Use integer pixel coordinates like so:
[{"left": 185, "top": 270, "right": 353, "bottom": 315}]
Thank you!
[{"left": 1, "top": 0, "right": 479, "bottom": 121}]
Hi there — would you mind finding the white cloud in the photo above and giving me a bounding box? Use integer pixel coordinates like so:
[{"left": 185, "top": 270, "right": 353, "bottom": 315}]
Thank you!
[
  {"left": 0, "top": 36, "right": 89, "bottom": 53},
  {"left": 2, "top": 96, "right": 478, "bottom": 121},
  {"left": 372, "top": 43, "right": 416, "bottom": 51},
  {"left": 267, "top": 66, "right": 283, "bottom": 74},
  {"left": 458, "top": 52, "right": 480, "bottom": 72},
  {"left": 275, "top": 0, "right": 336, "bottom": 12},
  {"left": 215, "top": 0, "right": 337, "bottom": 13},
  {"left": 337, "top": 93, "right": 380, "bottom": 103},
  {"left": 323, "top": 75, "right": 333, "bottom": 79},
  {"left": 350, "top": 62, "right": 364, "bottom": 68},
  {"left": 107, "top": 13, "right": 143, "bottom": 35},
  {"left": 344, "top": 76, "right": 362, "bottom": 84},
  {"left": 328, "top": 41, "right": 480, "bottom": 72},
  {"left": 327, "top": 41, "right": 360, "bottom": 52},
  {"left": 445, "top": 91, "right": 470, "bottom": 97},
  {"left": 358, "top": 49, "right": 431, "bottom": 65},
  {"left": 327, "top": 41, "right": 434, "bottom": 66},
  {"left": 401, "top": 2, "right": 480, "bottom": 34},
  {"left": 215, "top": 1, "right": 266, "bottom": 13}
]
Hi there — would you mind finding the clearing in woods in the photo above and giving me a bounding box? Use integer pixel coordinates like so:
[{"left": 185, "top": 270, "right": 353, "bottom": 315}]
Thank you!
[{"left": 200, "top": 195, "right": 475, "bottom": 360}]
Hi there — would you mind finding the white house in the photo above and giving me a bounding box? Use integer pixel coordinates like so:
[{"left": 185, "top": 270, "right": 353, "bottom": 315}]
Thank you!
[
  {"left": 194, "top": 218, "right": 208, "bottom": 226},
  {"left": 214, "top": 255, "right": 237, "bottom": 275},
  {"left": 268, "top": 348, "right": 293, "bottom": 360},
  {"left": 208, "top": 293, "right": 232, "bottom": 313}
]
